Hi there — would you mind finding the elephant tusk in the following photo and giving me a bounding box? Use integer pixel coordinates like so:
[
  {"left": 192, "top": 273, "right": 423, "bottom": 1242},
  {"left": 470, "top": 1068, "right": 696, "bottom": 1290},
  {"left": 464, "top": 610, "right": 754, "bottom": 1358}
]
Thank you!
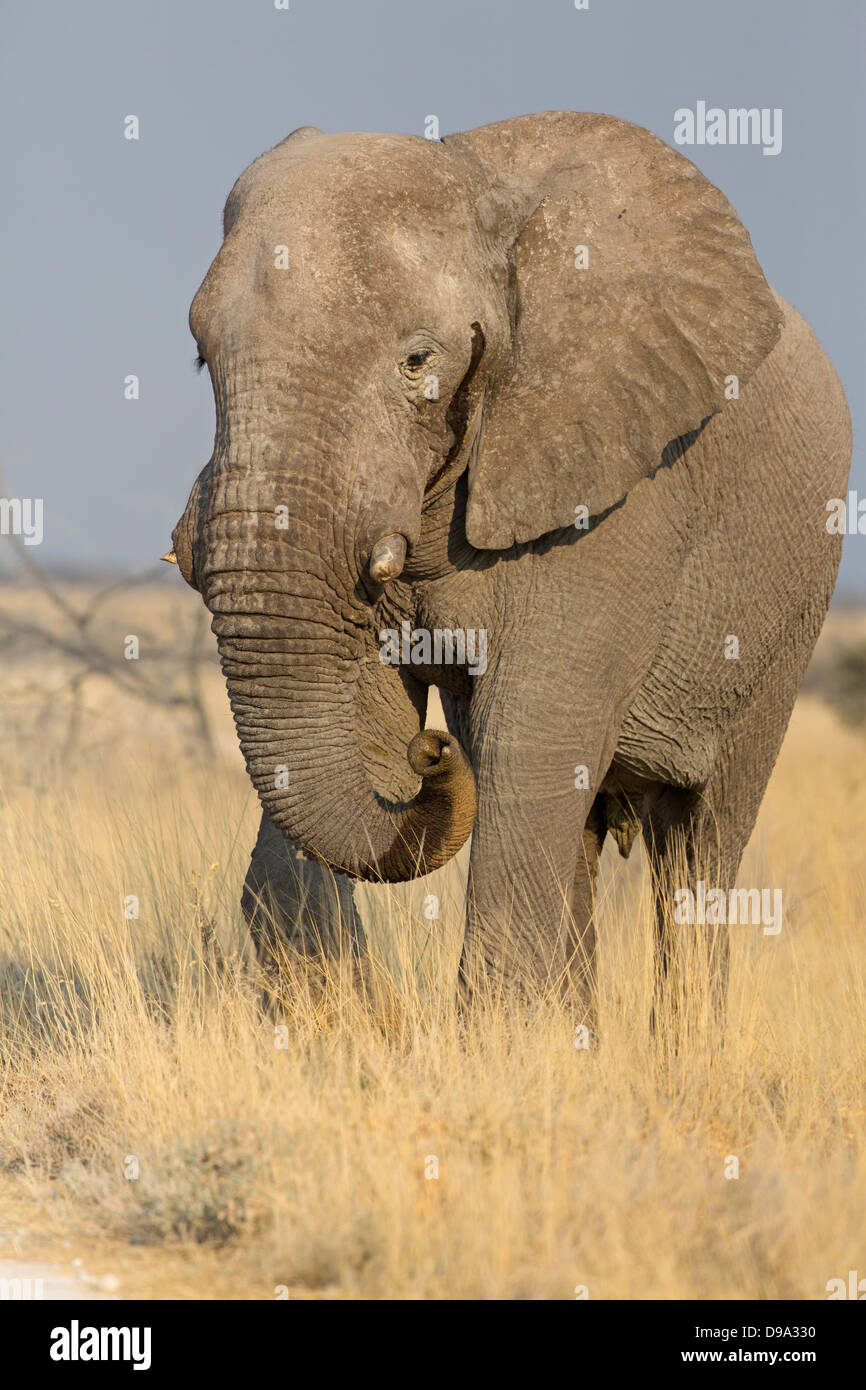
[
  {"left": 368, "top": 533, "right": 407, "bottom": 584},
  {"left": 161, "top": 550, "right": 178, "bottom": 564}
]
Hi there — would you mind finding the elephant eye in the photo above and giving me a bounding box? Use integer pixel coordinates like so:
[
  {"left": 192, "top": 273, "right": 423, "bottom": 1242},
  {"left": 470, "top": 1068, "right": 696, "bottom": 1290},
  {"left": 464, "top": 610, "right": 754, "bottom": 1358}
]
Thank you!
[{"left": 403, "top": 349, "right": 432, "bottom": 372}]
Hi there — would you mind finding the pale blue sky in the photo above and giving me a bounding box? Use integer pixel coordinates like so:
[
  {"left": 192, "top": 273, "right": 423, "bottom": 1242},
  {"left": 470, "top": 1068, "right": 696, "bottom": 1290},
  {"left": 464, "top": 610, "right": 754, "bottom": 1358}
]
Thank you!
[{"left": 2, "top": 0, "right": 864, "bottom": 592}]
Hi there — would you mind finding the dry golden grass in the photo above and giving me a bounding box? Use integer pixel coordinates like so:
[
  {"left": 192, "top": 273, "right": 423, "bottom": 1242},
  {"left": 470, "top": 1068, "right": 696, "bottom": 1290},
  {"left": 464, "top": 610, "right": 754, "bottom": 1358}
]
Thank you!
[{"left": 0, "top": 582, "right": 864, "bottom": 1299}]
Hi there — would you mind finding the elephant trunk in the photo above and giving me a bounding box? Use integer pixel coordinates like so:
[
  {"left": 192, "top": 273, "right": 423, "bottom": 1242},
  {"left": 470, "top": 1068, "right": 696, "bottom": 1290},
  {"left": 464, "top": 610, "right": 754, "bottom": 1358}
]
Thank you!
[
  {"left": 192, "top": 444, "right": 475, "bottom": 882},
  {"left": 227, "top": 659, "right": 475, "bottom": 881}
]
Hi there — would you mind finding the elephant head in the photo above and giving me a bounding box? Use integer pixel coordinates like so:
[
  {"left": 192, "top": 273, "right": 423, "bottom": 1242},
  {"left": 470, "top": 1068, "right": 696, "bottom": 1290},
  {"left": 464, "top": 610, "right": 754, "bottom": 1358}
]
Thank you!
[{"left": 174, "top": 112, "right": 780, "bottom": 881}]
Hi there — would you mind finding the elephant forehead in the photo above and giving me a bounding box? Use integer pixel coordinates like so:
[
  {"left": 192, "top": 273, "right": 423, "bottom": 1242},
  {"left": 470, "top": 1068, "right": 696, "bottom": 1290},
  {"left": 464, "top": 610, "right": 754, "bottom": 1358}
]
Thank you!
[
  {"left": 193, "top": 145, "right": 480, "bottom": 343},
  {"left": 225, "top": 131, "right": 474, "bottom": 238},
  {"left": 194, "top": 226, "right": 468, "bottom": 351}
]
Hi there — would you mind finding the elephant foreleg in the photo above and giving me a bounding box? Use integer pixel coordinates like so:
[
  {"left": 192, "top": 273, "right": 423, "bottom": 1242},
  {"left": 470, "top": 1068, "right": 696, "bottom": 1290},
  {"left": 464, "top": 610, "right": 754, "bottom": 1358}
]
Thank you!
[
  {"left": 242, "top": 811, "right": 367, "bottom": 1005},
  {"left": 457, "top": 714, "right": 604, "bottom": 1009},
  {"left": 456, "top": 589, "right": 659, "bottom": 1009}
]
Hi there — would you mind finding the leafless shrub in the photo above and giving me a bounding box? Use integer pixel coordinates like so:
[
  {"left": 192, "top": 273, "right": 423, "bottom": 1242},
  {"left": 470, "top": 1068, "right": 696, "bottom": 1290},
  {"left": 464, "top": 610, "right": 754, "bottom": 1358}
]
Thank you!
[{"left": 0, "top": 528, "right": 217, "bottom": 765}]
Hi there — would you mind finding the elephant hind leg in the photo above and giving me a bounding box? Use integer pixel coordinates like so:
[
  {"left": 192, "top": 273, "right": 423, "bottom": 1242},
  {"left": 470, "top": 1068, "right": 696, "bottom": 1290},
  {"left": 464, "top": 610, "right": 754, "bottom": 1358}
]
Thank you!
[
  {"left": 642, "top": 784, "right": 721, "bottom": 1046},
  {"left": 644, "top": 654, "right": 804, "bottom": 1047}
]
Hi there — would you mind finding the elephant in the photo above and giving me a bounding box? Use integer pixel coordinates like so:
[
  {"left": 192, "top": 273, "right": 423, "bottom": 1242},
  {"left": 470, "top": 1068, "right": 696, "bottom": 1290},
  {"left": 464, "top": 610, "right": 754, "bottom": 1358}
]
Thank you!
[{"left": 171, "top": 111, "right": 851, "bottom": 1024}]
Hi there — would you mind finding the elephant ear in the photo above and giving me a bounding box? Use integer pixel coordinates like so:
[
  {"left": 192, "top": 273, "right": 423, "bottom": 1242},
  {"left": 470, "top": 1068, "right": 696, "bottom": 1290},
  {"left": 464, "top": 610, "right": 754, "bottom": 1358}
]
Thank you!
[{"left": 447, "top": 112, "right": 782, "bottom": 549}]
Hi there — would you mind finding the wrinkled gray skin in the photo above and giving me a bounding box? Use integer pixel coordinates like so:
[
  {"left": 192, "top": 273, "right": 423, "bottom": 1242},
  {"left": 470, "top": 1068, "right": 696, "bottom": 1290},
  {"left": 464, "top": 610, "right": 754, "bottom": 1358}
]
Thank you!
[{"left": 173, "top": 112, "right": 851, "bottom": 1020}]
